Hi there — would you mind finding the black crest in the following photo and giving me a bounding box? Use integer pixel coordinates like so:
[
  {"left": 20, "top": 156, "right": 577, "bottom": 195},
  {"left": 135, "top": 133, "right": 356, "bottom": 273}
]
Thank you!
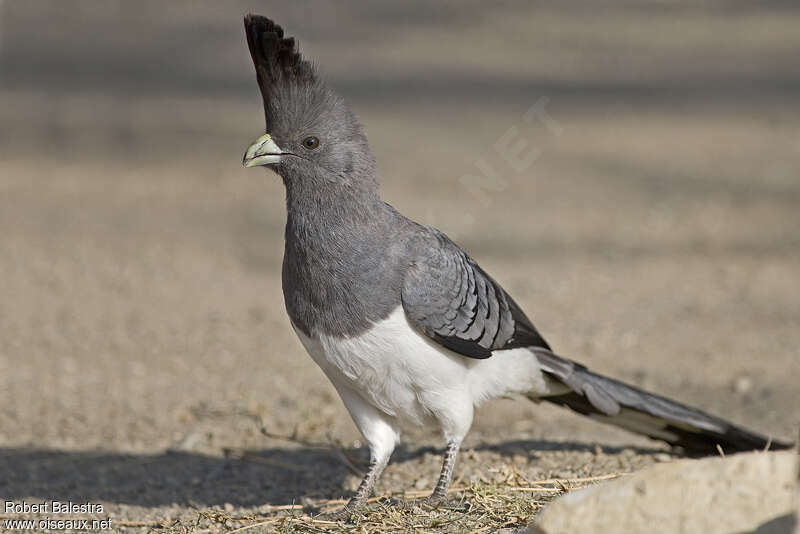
[{"left": 244, "top": 15, "right": 316, "bottom": 117}]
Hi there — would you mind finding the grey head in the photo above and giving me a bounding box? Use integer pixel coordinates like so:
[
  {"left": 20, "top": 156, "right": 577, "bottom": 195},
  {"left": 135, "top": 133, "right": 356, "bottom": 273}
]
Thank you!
[
  {"left": 242, "top": 15, "right": 414, "bottom": 338},
  {"left": 242, "top": 15, "right": 377, "bottom": 199}
]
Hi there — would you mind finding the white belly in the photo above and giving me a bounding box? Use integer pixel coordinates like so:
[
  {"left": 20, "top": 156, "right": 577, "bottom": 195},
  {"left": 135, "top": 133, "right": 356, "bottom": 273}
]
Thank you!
[{"left": 293, "top": 306, "right": 554, "bottom": 440}]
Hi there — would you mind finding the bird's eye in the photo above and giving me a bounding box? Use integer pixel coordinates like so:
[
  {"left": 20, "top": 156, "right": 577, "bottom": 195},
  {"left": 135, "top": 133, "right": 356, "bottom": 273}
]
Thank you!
[{"left": 302, "top": 136, "right": 320, "bottom": 150}]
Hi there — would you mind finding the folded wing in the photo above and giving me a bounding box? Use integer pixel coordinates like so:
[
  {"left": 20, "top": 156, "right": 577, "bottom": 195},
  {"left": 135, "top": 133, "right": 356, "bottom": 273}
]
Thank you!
[{"left": 401, "top": 229, "right": 550, "bottom": 359}]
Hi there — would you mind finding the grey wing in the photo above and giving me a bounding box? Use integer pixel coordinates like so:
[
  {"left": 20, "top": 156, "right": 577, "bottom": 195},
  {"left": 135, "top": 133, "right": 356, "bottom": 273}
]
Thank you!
[{"left": 401, "top": 230, "right": 550, "bottom": 359}]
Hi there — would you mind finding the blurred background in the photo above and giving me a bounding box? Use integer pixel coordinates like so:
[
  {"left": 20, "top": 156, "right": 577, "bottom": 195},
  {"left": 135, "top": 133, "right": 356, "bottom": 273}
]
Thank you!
[{"left": 1, "top": 0, "right": 798, "bottom": 524}]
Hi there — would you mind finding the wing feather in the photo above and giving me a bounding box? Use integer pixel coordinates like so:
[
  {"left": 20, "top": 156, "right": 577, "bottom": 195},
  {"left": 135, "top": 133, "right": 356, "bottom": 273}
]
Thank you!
[{"left": 401, "top": 230, "right": 550, "bottom": 359}]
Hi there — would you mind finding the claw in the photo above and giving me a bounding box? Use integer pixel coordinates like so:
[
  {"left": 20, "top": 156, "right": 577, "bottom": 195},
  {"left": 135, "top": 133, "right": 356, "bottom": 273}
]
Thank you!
[{"left": 316, "top": 506, "right": 357, "bottom": 523}]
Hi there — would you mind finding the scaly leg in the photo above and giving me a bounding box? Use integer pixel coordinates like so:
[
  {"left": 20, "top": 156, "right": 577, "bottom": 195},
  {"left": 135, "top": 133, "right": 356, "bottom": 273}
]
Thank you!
[
  {"left": 316, "top": 384, "right": 398, "bottom": 521},
  {"left": 318, "top": 453, "right": 389, "bottom": 521},
  {"left": 349, "top": 454, "right": 390, "bottom": 508},
  {"left": 419, "top": 441, "right": 460, "bottom": 507}
]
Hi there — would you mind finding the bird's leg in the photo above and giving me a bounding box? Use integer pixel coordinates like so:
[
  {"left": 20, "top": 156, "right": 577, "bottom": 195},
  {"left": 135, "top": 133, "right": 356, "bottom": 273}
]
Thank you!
[
  {"left": 348, "top": 455, "right": 389, "bottom": 507},
  {"left": 418, "top": 441, "right": 460, "bottom": 507},
  {"left": 318, "top": 454, "right": 389, "bottom": 521}
]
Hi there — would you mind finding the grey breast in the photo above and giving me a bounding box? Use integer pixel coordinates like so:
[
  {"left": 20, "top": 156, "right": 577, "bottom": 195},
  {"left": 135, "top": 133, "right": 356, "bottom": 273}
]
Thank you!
[{"left": 281, "top": 201, "right": 415, "bottom": 339}]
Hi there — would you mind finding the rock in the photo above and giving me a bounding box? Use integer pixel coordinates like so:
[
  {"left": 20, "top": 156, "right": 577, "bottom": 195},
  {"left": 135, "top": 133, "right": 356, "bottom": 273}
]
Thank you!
[
  {"left": 530, "top": 451, "right": 797, "bottom": 534},
  {"left": 795, "top": 450, "right": 800, "bottom": 534},
  {"left": 653, "top": 453, "right": 673, "bottom": 463}
]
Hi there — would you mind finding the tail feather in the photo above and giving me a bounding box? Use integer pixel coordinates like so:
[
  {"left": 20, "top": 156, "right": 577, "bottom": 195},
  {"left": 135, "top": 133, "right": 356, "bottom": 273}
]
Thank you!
[{"left": 533, "top": 349, "right": 793, "bottom": 456}]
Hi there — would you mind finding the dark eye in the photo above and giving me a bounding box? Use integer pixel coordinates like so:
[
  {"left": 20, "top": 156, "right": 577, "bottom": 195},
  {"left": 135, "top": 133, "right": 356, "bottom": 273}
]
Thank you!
[{"left": 302, "top": 136, "right": 319, "bottom": 150}]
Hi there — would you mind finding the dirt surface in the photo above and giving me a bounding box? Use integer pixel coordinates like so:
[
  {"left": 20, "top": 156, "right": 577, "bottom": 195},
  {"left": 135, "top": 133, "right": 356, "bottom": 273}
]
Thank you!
[{"left": 1, "top": 2, "right": 799, "bottom": 531}]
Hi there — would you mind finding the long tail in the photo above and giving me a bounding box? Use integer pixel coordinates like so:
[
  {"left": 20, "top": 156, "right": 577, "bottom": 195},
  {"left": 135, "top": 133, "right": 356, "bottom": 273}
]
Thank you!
[{"left": 532, "top": 349, "right": 793, "bottom": 456}]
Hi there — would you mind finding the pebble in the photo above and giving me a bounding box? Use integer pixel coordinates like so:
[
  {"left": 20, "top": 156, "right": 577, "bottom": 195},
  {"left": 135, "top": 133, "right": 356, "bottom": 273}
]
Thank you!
[
  {"left": 414, "top": 477, "right": 430, "bottom": 490},
  {"left": 733, "top": 376, "right": 753, "bottom": 394}
]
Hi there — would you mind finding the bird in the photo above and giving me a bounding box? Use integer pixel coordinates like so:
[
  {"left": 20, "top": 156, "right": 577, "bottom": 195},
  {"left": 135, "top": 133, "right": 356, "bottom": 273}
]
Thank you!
[{"left": 240, "top": 14, "right": 792, "bottom": 517}]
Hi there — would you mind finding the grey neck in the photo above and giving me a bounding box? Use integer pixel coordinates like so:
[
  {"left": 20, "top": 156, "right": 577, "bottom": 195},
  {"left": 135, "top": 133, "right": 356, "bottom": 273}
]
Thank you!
[{"left": 280, "top": 168, "right": 410, "bottom": 339}]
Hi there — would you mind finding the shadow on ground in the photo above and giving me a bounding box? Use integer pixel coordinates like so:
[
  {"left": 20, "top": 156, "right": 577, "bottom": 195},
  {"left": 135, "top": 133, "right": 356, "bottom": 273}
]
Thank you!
[{"left": 0, "top": 440, "right": 666, "bottom": 508}]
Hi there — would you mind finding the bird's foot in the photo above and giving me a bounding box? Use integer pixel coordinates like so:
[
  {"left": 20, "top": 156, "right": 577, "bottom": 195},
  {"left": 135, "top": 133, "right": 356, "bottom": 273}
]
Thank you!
[
  {"left": 378, "top": 496, "right": 414, "bottom": 510},
  {"left": 413, "top": 493, "right": 447, "bottom": 509},
  {"left": 383, "top": 493, "right": 467, "bottom": 512},
  {"left": 316, "top": 505, "right": 358, "bottom": 523}
]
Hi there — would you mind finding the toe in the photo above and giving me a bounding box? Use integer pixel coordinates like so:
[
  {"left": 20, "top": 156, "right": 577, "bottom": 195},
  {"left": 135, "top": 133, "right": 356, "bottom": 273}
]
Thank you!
[{"left": 316, "top": 507, "right": 355, "bottom": 523}]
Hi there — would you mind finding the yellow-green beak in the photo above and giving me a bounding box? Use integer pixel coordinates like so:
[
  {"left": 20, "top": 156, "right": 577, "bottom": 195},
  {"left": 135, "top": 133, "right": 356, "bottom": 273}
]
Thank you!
[{"left": 243, "top": 133, "right": 283, "bottom": 168}]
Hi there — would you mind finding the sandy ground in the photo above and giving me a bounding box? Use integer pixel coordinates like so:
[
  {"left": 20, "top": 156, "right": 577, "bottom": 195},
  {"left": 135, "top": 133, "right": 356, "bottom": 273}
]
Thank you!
[{"left": 1, "top": 1, "right": 799, "bottom": 530}]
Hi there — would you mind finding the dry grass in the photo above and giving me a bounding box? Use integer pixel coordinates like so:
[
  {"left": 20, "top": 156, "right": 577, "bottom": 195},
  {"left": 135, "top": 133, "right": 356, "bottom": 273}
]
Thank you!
[{"left": 127, "top": 473, "right": 623, "bottom": 533}]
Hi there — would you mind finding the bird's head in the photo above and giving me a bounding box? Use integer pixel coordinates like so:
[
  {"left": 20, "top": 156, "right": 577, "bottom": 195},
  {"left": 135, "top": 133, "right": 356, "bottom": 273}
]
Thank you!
[{"left": 242, "top": 15, "right": 376, "bottom": 193}]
